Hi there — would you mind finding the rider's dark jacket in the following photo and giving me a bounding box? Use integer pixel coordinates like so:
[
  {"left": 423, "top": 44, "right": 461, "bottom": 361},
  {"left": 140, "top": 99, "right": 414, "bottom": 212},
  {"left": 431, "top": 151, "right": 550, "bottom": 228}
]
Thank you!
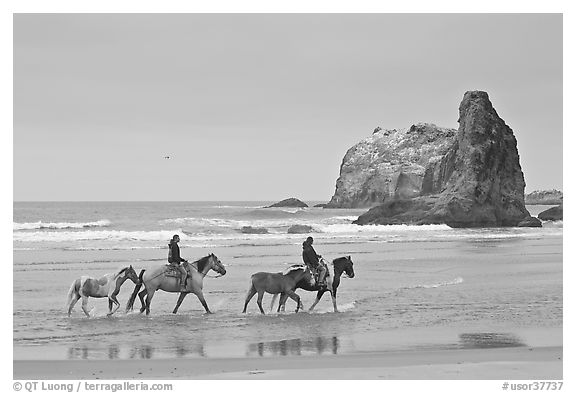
[
  {"left": 302, "top": 242, "right": 320, "bottom": 269},
  {"left": 168, "top": 241, "right": 186, "bottom": 264}
]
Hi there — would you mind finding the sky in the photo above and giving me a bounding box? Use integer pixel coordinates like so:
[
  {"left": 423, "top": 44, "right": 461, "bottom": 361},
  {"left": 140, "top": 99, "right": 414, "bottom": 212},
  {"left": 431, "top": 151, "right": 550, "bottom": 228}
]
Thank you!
[{"left": 13, "top": 13, "right": 563, "bottom": 201}]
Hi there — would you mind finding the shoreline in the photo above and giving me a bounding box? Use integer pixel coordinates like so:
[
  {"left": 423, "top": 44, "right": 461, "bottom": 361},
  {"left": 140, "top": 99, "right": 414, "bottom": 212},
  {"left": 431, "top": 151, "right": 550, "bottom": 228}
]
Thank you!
[{"left": 14, "top": 346, "right": 562, "bottom": 380}]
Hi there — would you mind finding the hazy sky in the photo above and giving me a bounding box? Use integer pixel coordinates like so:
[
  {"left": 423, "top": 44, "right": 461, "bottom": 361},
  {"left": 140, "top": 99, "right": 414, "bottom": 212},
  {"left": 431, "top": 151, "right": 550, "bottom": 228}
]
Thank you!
[{"left": 13, "top": 13, "right": 562, "bottom": 201}]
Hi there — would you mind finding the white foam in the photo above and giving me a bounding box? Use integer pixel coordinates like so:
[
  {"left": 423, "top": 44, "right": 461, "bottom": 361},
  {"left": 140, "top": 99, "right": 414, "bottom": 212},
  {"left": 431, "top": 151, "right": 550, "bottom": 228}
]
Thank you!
[
  {"left": 13, "top": 219, "right": 111, "bottom": 231},
  {"left": 13, "top": 229, "right": 185, "bottom": 243},
  {"left": 315, "top": 223, "right": 453, "bottom": 233},
  {"left": 405, "top": 277, "right": 464, "bottom": 290}
]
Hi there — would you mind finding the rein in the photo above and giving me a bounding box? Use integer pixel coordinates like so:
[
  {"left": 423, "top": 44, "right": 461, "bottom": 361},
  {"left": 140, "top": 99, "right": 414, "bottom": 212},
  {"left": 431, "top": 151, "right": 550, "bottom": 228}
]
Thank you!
[{"left": 187, "top": 260, "right": 224, "bottom": 279}]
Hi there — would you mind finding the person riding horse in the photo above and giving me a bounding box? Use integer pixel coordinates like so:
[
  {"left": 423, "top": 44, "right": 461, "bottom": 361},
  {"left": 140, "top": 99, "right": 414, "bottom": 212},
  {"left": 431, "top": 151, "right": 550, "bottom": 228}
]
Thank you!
[
  {"left": 302, "top": 236, "right": 327, "bottom": 288},
  {"left": 168, "top": 234, "right": 189, "bottom": 292}
]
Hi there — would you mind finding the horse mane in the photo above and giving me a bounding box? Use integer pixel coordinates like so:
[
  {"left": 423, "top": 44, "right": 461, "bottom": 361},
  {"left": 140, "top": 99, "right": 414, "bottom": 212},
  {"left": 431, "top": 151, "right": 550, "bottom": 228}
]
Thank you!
[
  {"left": 112, "top": 267, "right": 129, "bottom": 280},
  {"left": 333, "top": 256, "right": 348, "bottom": 264},
  {"left": 194, "top": 255, "right": 211, "bottom": 272},
  {"left": 283, "top": 264, "right": 306, "bottom": 275}
]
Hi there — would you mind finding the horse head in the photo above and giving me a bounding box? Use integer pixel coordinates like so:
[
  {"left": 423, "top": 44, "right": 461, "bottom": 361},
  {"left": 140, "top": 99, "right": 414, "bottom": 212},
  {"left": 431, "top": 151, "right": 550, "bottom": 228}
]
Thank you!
[
  {"left": 334, "top": 256, "right": 355, "bottom": 278},
  {"left": 122, "top": 265, "right": 141, "bottom": 284},
  {"left": 208, "top": 253, "right": 227, "bottom": 276}
]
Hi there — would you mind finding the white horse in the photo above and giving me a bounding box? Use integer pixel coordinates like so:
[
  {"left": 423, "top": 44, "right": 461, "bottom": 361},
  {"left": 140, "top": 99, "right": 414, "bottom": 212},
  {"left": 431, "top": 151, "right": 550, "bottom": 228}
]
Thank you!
[{"left": 66, "top": 266, "right": 140, "bottom": 317}]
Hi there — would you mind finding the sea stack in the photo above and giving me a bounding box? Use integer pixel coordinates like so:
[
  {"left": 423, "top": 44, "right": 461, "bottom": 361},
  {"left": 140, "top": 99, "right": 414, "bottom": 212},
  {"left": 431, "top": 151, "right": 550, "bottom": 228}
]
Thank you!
[{"left": 354, "top": 91, "right": 538, "bottom": 227}]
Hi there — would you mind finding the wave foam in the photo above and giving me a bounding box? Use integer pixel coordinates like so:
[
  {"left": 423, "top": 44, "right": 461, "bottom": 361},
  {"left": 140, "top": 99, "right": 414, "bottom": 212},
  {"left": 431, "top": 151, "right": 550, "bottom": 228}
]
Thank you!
[
  {"left": 404, "top": 277, "right": 464, "bottom": 290},
  {"left": 14, "top": 220, "right": 111, "bottom": 231},
  {"left": 315, "top": 223, "right": 452, "bottom": 233},
  {"left": 13, "top": 229, "right": 184, "bottom": 243}
]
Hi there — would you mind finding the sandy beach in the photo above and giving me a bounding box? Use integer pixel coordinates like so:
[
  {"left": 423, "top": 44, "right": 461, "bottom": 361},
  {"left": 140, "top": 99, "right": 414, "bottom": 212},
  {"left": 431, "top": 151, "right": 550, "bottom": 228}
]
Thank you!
[{"left": 14, "top": 345, "right": 561, "bottom": 380}]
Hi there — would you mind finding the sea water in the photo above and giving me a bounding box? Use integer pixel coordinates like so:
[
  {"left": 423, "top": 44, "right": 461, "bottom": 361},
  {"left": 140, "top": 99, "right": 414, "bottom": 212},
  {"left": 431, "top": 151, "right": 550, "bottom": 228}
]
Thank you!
[{"left": 13, "top": 202, "right": 562, "bottom": 360}]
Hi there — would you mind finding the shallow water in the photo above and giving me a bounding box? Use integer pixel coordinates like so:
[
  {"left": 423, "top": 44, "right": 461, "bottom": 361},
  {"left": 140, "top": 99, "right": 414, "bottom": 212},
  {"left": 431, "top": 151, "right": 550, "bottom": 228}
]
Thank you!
[{"left": 13, "top": 202, "right": 562, "bottom": 360}]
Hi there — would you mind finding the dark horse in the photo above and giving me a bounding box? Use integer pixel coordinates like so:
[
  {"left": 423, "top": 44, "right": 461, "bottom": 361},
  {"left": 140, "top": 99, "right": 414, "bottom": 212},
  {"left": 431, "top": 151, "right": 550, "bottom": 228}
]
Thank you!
[{"left": 272, "top": 256, "right": 355, "bottom": 313}]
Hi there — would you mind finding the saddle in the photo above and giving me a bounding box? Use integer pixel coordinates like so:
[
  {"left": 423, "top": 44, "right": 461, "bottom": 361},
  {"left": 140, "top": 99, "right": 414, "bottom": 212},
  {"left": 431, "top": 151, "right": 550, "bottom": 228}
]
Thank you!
[{"left": 164, "top": 264, "right": 184, "bottom": 278}]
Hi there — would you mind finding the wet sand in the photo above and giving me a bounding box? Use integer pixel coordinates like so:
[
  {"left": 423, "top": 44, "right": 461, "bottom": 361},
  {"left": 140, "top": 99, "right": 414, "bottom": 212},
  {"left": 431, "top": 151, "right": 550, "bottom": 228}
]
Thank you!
[{"left": 14, "top": 346, "right": 561, "bottom": 380}]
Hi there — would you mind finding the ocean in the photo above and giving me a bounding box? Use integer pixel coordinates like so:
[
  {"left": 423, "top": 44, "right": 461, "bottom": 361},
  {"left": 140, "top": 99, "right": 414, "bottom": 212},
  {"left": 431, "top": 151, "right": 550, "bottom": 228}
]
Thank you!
[{"left": 13, "top": 202, "right": 563, "bottom": 361}]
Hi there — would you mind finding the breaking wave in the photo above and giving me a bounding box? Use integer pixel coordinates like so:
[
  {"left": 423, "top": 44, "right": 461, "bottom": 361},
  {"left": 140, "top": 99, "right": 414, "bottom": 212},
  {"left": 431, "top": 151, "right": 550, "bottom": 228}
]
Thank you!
[
  {"left": 402, "top": 277, "right": 464, "bottom": 290},
  {"left": 14, "top": 220, "right": 111, "bottom": 231},
  {"left": 13, "top": 229, "right": 184, "bottom": 243}
]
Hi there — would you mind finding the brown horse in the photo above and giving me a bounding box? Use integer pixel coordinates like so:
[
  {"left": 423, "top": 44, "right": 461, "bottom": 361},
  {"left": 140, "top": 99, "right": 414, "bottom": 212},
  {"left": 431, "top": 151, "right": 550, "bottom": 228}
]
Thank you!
[
  {"left": 66, "top": 265, "right": 140, "bottom": 317},
  {"left": 126, "top": 254, "right": 226, "bottom": 315},
  {"left": 242, "top": 265, "right": 315, "bottom": 314}
]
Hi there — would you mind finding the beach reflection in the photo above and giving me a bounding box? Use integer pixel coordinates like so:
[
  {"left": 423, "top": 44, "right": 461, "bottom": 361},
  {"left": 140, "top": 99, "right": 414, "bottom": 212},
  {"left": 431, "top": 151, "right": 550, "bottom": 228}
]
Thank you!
[
  {"left": 459, "top": 333, "right": 525, "bottom": 349},
  {"left": 66, "top": 343, "right": 207, "bottom": 360},
  {"left": 248, "top": 336, "right": 339, "bottom": 357}
]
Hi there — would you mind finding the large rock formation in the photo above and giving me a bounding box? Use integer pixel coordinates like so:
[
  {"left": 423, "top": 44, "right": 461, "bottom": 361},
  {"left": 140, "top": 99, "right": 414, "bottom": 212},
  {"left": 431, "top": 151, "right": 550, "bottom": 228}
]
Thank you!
[
  {"left": 326, "top": 123, "right": 457, "bottom": 208},
  {"left": 353, "top": 91, "right": 537, "bottom": 228},
  {"left": 525, "top": 190, "right": 563, "bottom": 205}
]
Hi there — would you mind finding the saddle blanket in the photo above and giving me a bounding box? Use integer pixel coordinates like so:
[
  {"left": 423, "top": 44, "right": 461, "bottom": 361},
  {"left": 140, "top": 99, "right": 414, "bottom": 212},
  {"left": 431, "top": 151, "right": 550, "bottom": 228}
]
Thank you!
[{"left": 164, "top": 265, "right": 183, "bottom": 278}]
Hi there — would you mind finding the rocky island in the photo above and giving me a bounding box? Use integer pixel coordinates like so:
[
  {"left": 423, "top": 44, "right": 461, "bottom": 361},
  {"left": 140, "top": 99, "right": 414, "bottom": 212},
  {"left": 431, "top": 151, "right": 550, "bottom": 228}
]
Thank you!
[
  {"left": 537, "top": 205, "right": 563, "bottom": 221},
  {"left": 266, "top": 198, "right": 308, "bottom": 208},
  {"left": 330, "top": 91, "right": 539, "bottom": 228}
]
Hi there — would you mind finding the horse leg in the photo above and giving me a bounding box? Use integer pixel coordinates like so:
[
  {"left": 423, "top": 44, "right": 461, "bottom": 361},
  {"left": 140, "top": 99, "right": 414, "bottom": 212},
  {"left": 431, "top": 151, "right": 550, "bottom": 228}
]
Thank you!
[
  {"left": 277, "top": 293, "right": 288, "bottom": 313},
  {"left": 256, "top": 290, "right": 266, "bottom": 314},
  {"left": 194, "top": 291, "right": 212, "bottom": 314},
  {"left": 285, "top": 290, "right": 301, "bottom": 313},
  {"left": 242, "top": 284, "right": 257, "bottom": 313},
  {"left": 331, "top": 287, "right": 339, "bottom": 313},
  {"left": 81, "top": 296, "right": 91, "bottom": 317},
  {"left": 269, "top": 293, "right": 279, "bottom": 313},
  {"left": 173, "top": 292, "right": 189, "bottom": 314},
  {"left": 309, "top": 289, "right": 327, "bottom": 312},
  {"left": 68, "top": 293, "right": 80, "bottom": 316},
  {"left": 145, "top": 290, "right": 156, "bottom": 315},
  {"left": 108, "top": 295, "right": 121, "bottom": 316},
  {"left": 138, "top": 288, "right": 148, "bottom": 314}
]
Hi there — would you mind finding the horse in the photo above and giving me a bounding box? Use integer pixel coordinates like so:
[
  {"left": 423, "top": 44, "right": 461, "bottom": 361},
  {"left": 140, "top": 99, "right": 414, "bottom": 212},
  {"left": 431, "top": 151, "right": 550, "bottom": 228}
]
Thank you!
[
  {"left": 126, "top": 253, "right": 226, "bottom": 315},
  {"left": 66, "top": 265, "right": 140, "bottom": 317},
  {"left": 242, "top": 265, "right": 315, "bottom": 314},
  {"left": 271, "top": 256, "right": 355, "bottom": 313}
]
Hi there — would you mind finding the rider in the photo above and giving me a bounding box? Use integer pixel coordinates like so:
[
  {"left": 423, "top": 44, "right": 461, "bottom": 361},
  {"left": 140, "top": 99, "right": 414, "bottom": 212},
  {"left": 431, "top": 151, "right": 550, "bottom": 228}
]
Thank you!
[
  {"left": 302, "top": 236, "right": 327, "bottom": 288},
  {"left": 168, "top": 234, "right": 189, "bottom": 292}
]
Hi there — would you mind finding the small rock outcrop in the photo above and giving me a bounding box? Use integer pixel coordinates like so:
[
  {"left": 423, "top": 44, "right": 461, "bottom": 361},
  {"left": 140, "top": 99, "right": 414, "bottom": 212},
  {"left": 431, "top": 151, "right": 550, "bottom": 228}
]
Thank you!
[
  {"left": 266, "top": 198, "right": 308, "bottom": 208},
  {"left": 326, "top": 123, "right": 457, "bottom": 208},
  {"left": 240, "top": 226, "right": 269, "bottom": 234},
  {"left": 354, "top": 91, "right": 538, "bottom": 228},
  {"left": 525, "top": 190, "right": 563, "bottom": 205},
  {"left": 287, "top": 224, "right": 314, "bottom": 234},
  {"left": 518, "top": 217, "right": 543, "bottom": 227},
  {"left": 538, "top": 205, "right": 563, "bottom": 221}
]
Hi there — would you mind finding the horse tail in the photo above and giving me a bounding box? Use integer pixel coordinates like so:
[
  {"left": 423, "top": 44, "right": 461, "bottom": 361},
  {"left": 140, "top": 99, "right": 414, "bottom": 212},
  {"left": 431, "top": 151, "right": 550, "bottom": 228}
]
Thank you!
[
  {"left": 65, "top": 279, "right": 79, "bottom": 309},
  {"left": 126, "top": 269, "right": 145, "bottom": 312},
  {"left": 269, "top": 293, "right": 279, "bottom": 313}
]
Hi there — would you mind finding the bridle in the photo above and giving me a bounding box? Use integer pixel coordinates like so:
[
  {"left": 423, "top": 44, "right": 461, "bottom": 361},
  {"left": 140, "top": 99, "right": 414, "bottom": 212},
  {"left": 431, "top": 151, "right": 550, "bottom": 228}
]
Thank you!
[{"left": 187, "top": 257, "right": 225, "bottom": 279}]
